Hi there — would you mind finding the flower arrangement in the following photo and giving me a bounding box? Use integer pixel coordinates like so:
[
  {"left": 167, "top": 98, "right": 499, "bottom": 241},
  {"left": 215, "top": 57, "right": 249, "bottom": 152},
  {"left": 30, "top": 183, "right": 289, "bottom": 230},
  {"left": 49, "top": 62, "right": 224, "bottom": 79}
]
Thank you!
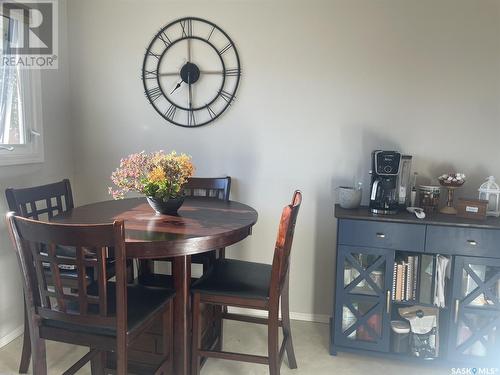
[{"left": 109, "top": 151, "right": 195, "bottom": 201}]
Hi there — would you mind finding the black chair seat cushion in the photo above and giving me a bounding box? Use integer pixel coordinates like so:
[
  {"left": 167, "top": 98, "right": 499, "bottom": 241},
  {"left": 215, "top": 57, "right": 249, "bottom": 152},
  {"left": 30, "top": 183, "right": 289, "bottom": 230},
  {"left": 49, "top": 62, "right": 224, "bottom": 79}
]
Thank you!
[
  {"left": 43, "top": 282, "right": 174, "bottom": 336},
  {"left": 191, "top": 259, "right": 272, "bottom": 300}
]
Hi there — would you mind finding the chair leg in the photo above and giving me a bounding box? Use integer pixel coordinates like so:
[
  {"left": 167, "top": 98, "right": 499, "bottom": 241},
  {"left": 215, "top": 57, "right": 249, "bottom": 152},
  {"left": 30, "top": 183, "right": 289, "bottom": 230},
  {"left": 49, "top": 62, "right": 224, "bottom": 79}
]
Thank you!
[
  {"left": 31, "top": 336, "right": 47, "bottom": 375},
  {"left": 268, "top": 304, "right": 280, "bottom": 375},
  {"left": 191, "top": 292, "right": 202, "bottom": 375},
  {"left": 282, "top": 272, "right": 297, "bottom": 369},
  {"left": 89, "top": 348, "right": 105, "bottom": 375},
  {"left": 19, "top": 304, "right": 31, "bottom": 374},
  {"left": 116, "top": 339, "right": 127, "bottom": 375},
  {"left": 215, "top": 305, "right": 223, "bottom": 351},
  {"left": 27, "top": 307, "right": 46, "bottom": 375}
]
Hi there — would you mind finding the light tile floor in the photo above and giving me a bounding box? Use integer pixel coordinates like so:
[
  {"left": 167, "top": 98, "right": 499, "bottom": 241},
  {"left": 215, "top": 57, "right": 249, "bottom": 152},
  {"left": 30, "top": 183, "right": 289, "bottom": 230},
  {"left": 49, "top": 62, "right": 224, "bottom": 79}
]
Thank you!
[{"left": 0, "top": 320, "right": 452, "bottom": 374}]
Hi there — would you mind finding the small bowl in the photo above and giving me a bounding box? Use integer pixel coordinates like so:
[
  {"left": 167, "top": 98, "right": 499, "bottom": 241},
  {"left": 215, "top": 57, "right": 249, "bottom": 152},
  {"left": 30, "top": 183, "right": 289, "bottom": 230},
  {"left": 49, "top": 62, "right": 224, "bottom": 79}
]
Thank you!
[
  {"left": 438, "top": 180, "right": 465, "bottom": 188},
  {"left": 338, "top": 187, "right": 362, "bottom": 209},
  {"left": 438, "top": 173, "right": 466, "bottom": 187}
]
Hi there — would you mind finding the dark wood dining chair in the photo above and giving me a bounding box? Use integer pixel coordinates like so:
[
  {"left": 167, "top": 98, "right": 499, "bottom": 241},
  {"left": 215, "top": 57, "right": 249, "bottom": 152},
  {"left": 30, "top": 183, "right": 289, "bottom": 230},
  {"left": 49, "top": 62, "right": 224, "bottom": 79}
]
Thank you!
[
  {"left": 190, "top": 190, "right": 302, "bottom": 375},
  {"left": 185, "top": 176, "right": 231, "bottom": 261},
  {"left": 6, "top": 214, "right": 175, "bottom": 375},
  {"left": 138, "top": 176, "right": 231, "bottom": 288},
  {"left": 5, "top": 179, "right": 131, "bottom": 374},
  {"left": 183, "top": 176, "right": 231, "bottom": 201},
  {"left": 5, "top": 179, "right": 75, "bottom": 220},
  {"left": 6, "top": 179, "right": 75, "bottom": 373}
]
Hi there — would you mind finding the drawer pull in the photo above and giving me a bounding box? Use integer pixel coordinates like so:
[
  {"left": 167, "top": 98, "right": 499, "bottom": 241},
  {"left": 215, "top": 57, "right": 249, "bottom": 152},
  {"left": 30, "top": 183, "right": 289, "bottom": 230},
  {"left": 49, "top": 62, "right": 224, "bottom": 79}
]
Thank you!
[
  {"left": 454, "top": 299, "right": 460, "bottom": 323},
  {"left": 467, "top": 240, "right": 478, "bottom": 246},
  {"left": 376, "top": 233, "right": 386, "bottom": 239}
]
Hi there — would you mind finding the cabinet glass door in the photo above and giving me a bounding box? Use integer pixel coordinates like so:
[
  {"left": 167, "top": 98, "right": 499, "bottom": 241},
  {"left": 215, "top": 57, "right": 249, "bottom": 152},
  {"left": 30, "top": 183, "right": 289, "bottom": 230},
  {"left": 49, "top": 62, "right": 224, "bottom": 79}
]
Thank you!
[
  {"left": 335, "top": 245, "right": 394, "bottom": 352},
  {"left": 448, "top": 256, "right": 500, "bottom": 361}
]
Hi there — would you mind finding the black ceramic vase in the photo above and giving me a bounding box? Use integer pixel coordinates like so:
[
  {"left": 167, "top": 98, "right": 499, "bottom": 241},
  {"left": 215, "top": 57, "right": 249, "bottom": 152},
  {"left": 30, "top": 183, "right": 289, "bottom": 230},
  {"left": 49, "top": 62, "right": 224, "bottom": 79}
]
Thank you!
[{"left": 146, "top": 196, "right": 185, "bottom": 215}]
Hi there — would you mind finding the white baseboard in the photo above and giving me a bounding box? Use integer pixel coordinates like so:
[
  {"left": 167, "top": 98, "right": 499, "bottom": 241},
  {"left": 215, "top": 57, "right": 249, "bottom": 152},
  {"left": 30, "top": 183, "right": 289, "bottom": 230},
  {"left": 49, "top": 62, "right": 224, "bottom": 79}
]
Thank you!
[
  {"left": 228, "top": 307, "right": 329, "bottom": 324},
  {"left": 290, "top": 312, "right": 329, "bottom": 324},
  {"left": 0, "top": 325, "right": 23, "bottom": 349}
]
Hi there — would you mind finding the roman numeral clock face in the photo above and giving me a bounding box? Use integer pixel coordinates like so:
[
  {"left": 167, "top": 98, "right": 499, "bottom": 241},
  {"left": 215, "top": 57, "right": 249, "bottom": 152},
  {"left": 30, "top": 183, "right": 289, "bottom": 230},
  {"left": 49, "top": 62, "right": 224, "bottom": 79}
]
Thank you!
[{"left": 142, "top": 17, "right": 241, "bottom": 127}]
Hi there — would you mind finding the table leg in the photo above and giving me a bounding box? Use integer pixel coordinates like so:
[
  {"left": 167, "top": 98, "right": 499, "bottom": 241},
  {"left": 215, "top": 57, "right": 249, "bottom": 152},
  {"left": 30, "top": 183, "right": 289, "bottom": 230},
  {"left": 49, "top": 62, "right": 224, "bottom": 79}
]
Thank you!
[{"left": 173, "top": 255, "right": 192, "bottom": 375}]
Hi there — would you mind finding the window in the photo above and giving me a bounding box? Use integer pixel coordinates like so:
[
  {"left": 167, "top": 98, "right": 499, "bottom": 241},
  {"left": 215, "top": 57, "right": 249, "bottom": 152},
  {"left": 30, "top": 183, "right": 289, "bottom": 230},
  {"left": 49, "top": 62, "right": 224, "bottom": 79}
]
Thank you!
[{"left": 0, "top": 12, "right": 43, "bottom": 166}]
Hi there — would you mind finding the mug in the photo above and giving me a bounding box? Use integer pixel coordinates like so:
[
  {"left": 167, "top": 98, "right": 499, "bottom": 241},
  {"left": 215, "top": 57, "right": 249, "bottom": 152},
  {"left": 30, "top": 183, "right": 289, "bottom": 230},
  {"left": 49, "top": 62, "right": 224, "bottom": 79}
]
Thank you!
[{"left": 338, "top": 186, "right": 362, "bottom": 209}]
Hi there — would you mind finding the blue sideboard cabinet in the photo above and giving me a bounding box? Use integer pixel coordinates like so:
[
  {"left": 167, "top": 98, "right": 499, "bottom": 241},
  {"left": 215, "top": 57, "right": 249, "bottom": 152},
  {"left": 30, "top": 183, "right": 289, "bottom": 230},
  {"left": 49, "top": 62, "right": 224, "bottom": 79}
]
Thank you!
[{"left": 331, "top": 205, "right": 500, "bottom": 365}]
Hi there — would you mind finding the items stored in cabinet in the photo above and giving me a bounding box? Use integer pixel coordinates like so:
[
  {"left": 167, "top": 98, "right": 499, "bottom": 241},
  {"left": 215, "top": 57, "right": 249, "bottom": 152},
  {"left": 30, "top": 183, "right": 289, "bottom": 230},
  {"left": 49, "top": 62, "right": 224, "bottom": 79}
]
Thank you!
[
  {"left": 399, "top": 306, "right": 440, "bottom": 358},
  {"left": 391, "top": 320, "right": 411, "bottom": 353}
]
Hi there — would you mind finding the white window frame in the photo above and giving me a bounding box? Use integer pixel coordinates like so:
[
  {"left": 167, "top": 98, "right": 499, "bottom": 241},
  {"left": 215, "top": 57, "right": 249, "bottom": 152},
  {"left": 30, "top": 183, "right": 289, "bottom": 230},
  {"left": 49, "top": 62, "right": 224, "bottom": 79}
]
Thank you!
[{"left": 0, "top": 10, "right": 44, "bottom": 167}]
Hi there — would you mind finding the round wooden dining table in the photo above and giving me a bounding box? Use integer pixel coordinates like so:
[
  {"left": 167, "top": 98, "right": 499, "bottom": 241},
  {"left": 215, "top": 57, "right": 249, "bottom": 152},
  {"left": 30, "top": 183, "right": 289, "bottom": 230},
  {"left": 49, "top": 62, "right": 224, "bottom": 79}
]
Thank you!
[{"left": 52, "top": 197, "right": 258, "bottom": 375}]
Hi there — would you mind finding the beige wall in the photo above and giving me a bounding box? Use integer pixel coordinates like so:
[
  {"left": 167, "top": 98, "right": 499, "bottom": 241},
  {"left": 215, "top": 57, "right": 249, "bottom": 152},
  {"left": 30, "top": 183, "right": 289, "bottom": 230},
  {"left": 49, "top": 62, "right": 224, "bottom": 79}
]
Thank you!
[
  {"left": 3, "top": 0, "right": 498, "bottom": 347},
  {"left": 1, "top": 0, "right": 499, "bottom": 344},
  {"left": 0, "top": 0, "right": 73, "bottom": 343},
  {"left": 67, "top": 0, "right": 500, "bottom": 319}
]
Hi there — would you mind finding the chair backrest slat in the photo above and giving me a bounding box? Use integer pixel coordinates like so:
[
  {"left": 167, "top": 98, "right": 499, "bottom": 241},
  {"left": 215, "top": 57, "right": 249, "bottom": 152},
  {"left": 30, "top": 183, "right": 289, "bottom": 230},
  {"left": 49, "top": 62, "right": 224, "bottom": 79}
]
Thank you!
[
  {"left": 183, "top": 177, "right": 231, "bottom": 201},
  {"left": 96, "top": 246, "right": 108, "bottom": 316},
  {"left": 30, "top": 202, "right": 38, "bottom": 219},
  {"left": 30, "top": 241, "right": 51, "bottom": 308},
  {"left": 5, "top": 179, "right": 74, "bottom": 221},
  {"left": 6, "top": 214, "right": 126, "bottom": 333},
  {"left": 270, "top": 191, "right": 302, "bottom": 300},
  {"left": 47, "top": 243, "right": 67, "bottom": 312},
  {"left": 56, "top": 195, "right": 63, "bottom": 214},
  {"left": 76, "top": 246, "right": 88, "bottom": 314},
  {"left": 45, "top": 198, "right": 53, "bottom": 219}
]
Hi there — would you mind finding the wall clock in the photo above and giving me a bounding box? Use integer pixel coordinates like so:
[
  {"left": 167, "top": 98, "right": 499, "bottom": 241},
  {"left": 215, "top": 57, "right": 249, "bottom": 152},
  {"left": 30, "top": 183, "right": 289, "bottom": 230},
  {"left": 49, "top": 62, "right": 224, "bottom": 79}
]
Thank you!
[{"left": 142, "top": 17, "right": 241, "bottom": 127}]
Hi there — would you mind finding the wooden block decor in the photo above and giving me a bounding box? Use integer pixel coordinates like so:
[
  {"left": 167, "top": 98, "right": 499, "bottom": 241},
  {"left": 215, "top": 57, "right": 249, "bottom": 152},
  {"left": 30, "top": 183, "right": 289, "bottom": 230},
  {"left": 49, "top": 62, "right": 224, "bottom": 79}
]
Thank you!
[{"left": 457, "top": 198, "right": 488, "bottom": 220}]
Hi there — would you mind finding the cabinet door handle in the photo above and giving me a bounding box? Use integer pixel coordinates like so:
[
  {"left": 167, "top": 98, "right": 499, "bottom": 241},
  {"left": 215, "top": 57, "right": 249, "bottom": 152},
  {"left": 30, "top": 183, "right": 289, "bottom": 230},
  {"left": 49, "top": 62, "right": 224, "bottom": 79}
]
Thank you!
[
  {"left": 376, "top": 233, "right": 386, "bottom": 239},
  {"left": 386, "top": 290, "right": 391, "bottom": 314},
  {"left": 454, "top": 299, "right": 460, "bottom": 323},
  {"left": 467, "top": 240, "right": 477, "bottom": 246}
]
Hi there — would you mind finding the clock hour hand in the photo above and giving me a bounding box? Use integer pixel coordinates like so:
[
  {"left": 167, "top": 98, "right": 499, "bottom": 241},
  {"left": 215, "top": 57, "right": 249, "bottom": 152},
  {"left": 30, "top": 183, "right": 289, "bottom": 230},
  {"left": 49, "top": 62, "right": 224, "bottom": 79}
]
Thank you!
[{"left": 170, "top": 80, "right": 183, "bottom": 95}]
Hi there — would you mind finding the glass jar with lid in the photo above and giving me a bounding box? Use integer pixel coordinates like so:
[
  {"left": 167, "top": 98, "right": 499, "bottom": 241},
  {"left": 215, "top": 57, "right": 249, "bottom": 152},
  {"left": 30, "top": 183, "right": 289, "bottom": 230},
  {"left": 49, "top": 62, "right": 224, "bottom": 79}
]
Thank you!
[{"left": 419, "top": 185, "right": 441, "bottom": 214}]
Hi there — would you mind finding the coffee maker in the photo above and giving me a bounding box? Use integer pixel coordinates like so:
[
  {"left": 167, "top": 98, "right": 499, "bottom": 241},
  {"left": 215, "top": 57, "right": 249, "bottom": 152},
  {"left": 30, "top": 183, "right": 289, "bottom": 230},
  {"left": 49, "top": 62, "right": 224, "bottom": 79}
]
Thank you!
[{"left": 369, "top": 150, "right": 412, "bottom": 214}]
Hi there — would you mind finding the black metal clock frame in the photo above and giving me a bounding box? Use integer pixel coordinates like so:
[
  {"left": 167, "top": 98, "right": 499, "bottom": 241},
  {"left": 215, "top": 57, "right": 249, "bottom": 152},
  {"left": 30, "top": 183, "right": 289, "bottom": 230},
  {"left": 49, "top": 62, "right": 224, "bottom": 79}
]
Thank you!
[{"left": 142, "top": 17, "right": 241, "bottom": 128}]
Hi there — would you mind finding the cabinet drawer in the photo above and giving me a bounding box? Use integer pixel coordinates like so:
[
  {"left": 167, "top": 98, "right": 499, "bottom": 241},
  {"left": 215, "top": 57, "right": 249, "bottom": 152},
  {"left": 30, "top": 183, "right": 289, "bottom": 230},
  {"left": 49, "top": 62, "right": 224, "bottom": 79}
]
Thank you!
[
  {"left": 426, "top": 226, "right": 500, "bottom": 257},
  {"left": 338, "top": 219, "right": 425, "bottom": 252}
]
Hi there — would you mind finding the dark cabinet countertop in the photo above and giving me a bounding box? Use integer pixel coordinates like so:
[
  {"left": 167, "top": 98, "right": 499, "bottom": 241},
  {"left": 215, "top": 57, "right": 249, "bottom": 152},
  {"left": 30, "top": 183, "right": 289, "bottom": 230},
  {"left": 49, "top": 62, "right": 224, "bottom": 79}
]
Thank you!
[{"left": 334, "top": 204, "right": 500, "bottom": 230}]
